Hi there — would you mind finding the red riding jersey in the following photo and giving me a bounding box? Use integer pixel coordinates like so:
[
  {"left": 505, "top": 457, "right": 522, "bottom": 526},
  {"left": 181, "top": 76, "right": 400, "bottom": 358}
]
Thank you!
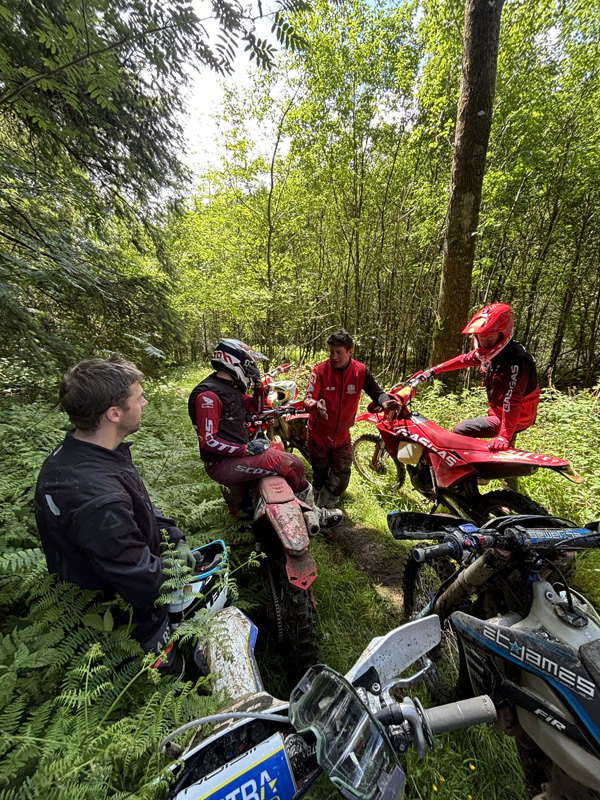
[
  {"left": 304, "top": 359, "right": 388, "bottom": 445},
  {"left": 432, "top": 340, "right": 540, "bottom": 441}
]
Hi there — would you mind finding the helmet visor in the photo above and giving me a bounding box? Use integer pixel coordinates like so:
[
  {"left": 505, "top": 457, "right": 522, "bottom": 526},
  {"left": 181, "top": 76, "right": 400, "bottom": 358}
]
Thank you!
[{"left": 289, "top": 666, "right": 405, "bottom": 800}]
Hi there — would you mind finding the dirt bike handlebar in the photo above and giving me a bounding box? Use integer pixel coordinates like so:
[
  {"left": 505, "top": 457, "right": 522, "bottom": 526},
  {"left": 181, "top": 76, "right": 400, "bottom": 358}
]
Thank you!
[
  {"left": 422, "top": 695, "right": 497, "bottom": 735},
  {"left": 412, "top": 524, "right": 600, "bottom": 563},
  {"left": 375, "top": 693, "right": 495, "bottom": 760},
  {"left": 246, "top": 406, "right": 299, "bottom": 425}
]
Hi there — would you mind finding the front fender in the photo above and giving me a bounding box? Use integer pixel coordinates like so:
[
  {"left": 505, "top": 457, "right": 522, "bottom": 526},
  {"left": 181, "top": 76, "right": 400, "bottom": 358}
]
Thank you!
[{"left": 356, "top": 411, "right": 382, "bottom": 424}]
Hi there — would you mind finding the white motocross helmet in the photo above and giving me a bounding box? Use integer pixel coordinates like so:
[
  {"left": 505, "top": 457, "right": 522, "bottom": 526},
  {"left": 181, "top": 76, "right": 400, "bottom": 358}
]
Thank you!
[{"left": 211, "top": 338, "right": 268, "bottom": 391}]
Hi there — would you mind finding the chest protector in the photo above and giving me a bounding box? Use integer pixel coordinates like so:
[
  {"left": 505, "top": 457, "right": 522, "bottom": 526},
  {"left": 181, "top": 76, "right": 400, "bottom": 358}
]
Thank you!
[{"left": 188, "top": 373, "right": 249, "bottom": 451}]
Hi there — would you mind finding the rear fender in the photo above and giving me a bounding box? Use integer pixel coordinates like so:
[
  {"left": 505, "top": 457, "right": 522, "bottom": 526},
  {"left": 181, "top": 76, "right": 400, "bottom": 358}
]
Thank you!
[
  {"left": 264, "top": 501, "right": 310, "bottom": 553},
  {"left": 256, "top": 478, "right": 316, "bottom": 589},
  {"left": 461, "top": 448, "right": 572, "bottom": 471},
  {"left": 284, "top": 548, "right": 318, "bottom": 590},
  {"left": 263, "top": 502, "right": 317, "bottom": 589}
]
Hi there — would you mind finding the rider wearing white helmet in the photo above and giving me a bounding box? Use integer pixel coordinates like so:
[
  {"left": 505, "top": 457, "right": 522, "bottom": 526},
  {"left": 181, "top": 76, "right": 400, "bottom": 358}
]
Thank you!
[{"left": 188, "top": 339, "right": 342, "bottom": 530}]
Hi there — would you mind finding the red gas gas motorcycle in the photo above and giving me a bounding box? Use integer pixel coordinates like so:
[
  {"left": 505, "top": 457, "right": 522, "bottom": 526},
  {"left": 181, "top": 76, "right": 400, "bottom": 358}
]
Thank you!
[
  {"left": 246, "top": 406, "right": 321, "bottom": 686},
  {"left": 352, "top": 375, "right": 582, "bottom": 525}
]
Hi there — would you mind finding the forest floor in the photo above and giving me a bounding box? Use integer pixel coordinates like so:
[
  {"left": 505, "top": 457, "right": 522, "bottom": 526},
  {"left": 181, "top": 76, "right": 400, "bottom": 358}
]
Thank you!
[{"left": 329, "top": 519, "right": 407, "bottom": 612}]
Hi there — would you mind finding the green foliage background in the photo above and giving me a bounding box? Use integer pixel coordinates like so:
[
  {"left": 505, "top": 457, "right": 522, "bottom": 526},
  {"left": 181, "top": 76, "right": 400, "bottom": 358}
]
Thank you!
[{"left": 2, "top": 0, "right": 600, "bottom": 392}]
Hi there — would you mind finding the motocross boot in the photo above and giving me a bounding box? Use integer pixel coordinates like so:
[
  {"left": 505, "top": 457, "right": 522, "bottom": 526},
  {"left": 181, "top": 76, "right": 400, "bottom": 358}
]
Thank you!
[
  {"left": 316, "top": 485, "right": 342, "bottom": 510},
  {"left": 295, "top": 484, "right": 343, "bottom": 534}
]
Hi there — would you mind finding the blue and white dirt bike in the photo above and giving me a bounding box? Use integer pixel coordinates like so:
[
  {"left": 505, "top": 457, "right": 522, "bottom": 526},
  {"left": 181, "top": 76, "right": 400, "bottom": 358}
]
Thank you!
[
  {"left": 393, "top": 510, "right": 600, "bottom": 800},
  {"left": 159, "top": 612, "right": 496, "bottom": 800}
]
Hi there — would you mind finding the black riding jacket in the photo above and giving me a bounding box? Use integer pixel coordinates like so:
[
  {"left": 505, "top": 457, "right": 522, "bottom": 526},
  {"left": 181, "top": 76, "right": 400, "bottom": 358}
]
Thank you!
[{"left": 35, "top": 432, "right": 184, "bottom": 647}]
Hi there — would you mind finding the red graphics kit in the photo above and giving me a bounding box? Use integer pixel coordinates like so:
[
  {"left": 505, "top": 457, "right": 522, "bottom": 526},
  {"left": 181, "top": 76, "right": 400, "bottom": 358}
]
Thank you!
[{"left": 354, "top": 375, "right": 582, "bottom": 524}]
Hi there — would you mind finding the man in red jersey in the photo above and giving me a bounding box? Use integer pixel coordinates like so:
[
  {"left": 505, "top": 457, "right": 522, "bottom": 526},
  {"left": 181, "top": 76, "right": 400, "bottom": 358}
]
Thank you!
[
  {"left": 416, "top": 304, "right": 540, "bottom": 451},
  {"left": 304, "top": 329, "right": 399, "bottom": 508}
]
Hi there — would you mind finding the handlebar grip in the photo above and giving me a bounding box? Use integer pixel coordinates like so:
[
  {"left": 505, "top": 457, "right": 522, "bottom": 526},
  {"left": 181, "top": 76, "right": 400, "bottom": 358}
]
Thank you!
[
  {"left": 413, "top": 542, "right": 457, "bottom": 562},
  {"left": 424, "top": 695, "right": 496, "bottom": 735}
]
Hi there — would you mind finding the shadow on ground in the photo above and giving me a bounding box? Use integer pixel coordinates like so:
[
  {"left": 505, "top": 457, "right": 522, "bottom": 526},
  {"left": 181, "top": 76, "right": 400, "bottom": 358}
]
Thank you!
[{"left": 329, "top": 518, "right": 409, "bottom": 614}]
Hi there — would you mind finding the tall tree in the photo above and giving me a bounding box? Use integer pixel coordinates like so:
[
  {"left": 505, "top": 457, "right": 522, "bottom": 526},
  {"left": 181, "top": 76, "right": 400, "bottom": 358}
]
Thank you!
[
  {"left": 430, "top": 0, "right": 505, "bottom": 371},
  {"left": 0, "top": 0, "right": 310, "bottom": 386}
]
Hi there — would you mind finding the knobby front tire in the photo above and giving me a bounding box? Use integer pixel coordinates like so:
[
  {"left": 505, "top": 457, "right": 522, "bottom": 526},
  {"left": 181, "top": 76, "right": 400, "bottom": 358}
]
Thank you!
[
  {"left": 352, "top": 433, "right": 406, "bottom": 490},
  {"left": 402, "top": 553, "right": 471, "bottom": 704}
]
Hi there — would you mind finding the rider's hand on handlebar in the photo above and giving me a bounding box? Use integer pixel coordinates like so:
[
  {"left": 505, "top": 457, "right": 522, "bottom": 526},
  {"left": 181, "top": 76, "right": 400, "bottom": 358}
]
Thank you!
[
  {"left": 243, "top": 361, "right": 262, "bottom": 386},
  {"left": 382, "top": 398, "right": 400, "bottom": 412},
  {"left": 246, "top": 439, "right": 271, "bottom": 456},
  {"left": 488, "top": 436, "right": 509, "bottom": 452},
  {"left": 316, "top": 399, "right": 328, "bottom": 420},
  {"left": 412, "top": 368, "right": 434, "bottom": 384},
  {"left": 381, "top": 397, "right": 400, "bottom": 421}
]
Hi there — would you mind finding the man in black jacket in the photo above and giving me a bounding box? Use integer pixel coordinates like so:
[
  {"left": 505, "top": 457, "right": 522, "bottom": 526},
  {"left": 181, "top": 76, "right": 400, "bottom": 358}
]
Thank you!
[{"left": 35, "top": 356, "right": 194, "bottom": 660}]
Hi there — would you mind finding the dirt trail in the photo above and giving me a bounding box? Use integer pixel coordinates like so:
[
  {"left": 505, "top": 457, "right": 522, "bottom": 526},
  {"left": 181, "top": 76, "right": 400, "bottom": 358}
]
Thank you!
[{"left": 330, "top": 519, "right": 409, "bottom": 613}]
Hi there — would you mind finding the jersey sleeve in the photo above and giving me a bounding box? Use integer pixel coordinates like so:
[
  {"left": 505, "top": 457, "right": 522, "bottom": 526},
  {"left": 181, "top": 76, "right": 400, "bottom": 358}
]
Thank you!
[
  {"left": 244, "top": 384, "right": 266, "bottom": 414},
  {"left": 195, "top": 391, "right": 247, "bottom": 457},
  {"left": 303, "top": 367, "right": 322, "bottom": 410},
  {"left": 498, "top": 360, "right": 531, "bottom": 441},
  {"left": 363, "top": 369, "right": 390, "bottom": 406},
  {"left": 432, "top": 351, "right": 481, "bottom": 374}
]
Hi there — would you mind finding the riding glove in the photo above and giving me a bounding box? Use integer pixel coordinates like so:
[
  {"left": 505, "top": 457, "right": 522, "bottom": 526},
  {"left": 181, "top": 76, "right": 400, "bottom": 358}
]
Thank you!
[
  {"left": 246, "top": 439, "right": 271, "bottom": 456},
  {"left": 413, "top": 369, "right": 435, "bottom": 384},
  {"left": 488, "top": 436, "right": 510, "bottom": 452},
  {"left": 243, "top": 361, "right": 262, "bottom": 386},
  {"left": 174, "top": 540, "right": 197, "bottom": 569}
]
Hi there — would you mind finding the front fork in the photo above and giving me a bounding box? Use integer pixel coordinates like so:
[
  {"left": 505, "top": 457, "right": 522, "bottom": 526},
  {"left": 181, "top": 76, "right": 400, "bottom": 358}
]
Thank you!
[{"left": 424, "top": 550, "right": 499, "bottom": 621}]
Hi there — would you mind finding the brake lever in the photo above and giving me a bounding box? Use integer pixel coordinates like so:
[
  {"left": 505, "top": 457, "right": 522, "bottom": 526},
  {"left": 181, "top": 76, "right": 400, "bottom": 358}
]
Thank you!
[{"left": 380, "top": 660, "right": 432, "bottom": 708}]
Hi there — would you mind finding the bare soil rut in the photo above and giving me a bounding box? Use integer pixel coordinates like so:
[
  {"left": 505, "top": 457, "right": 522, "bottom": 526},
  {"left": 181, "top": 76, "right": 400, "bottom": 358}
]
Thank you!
[{"left": 330, "top": 519, "right": 409, "bottom": 614}]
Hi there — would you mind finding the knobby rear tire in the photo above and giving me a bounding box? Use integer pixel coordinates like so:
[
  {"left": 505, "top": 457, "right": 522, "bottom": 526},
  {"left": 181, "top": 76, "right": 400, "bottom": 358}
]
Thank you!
[{"left": 272, "top": 555, "right": 319, "bottom": 687}]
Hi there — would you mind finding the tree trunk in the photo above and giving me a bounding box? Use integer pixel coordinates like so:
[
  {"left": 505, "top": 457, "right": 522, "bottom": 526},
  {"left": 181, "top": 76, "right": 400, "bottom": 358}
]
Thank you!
[
  {"left": 431, "top": 0, "right": 505, "bottom": 381},
  {"left": 547, "top": 199, "right": 592, "bottom": 378}
]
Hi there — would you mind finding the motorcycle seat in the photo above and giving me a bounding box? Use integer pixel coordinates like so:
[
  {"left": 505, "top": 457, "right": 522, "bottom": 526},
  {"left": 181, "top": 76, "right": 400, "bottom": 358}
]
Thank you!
[
  {"left": 579, "top": 639, "right": 600, "bottom": 691},
  {"left": 410, "top": 419, "right": 493, "bottom": 451},
  {"left": 258, "top": 476, "right": 295, "bottom": 504}
]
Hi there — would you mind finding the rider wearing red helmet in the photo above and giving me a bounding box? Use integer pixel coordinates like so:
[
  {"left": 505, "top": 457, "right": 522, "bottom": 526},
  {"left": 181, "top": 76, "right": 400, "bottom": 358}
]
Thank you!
[{"left": 417, "top": 304, "right": 540, "bottom": 451}]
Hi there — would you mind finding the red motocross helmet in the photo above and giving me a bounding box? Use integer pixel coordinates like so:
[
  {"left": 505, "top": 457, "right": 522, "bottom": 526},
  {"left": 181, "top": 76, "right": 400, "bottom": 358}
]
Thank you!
[{"left": 462, "top": 303, "right": 513, "bottom": 359}]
